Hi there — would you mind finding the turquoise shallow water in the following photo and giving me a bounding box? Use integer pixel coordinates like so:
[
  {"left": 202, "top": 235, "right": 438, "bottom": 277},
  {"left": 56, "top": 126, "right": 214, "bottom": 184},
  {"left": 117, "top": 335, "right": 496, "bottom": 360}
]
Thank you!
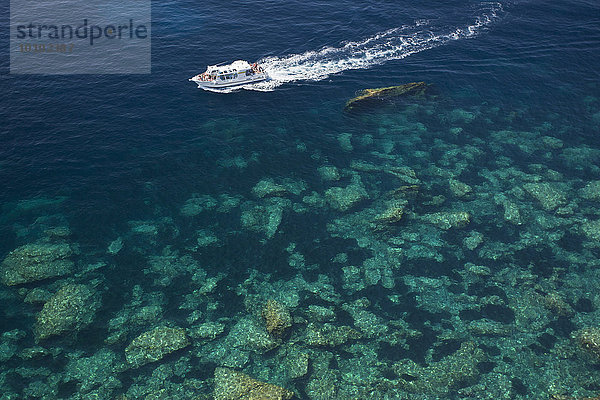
[{"left": 2, "top": 0, "right": 600, "bottom": 398}]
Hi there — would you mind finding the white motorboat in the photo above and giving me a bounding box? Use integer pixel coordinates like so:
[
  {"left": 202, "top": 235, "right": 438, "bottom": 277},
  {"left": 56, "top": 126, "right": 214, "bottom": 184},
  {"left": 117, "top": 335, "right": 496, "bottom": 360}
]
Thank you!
[{"left": 189, "top": 60, "right": 268, "bottom": 90}]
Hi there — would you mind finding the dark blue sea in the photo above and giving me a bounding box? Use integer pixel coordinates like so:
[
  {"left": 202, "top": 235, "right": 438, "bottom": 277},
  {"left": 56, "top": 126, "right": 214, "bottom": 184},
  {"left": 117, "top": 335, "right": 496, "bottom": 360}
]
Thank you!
[{"left": 1, "top": 0, "right": 600, "bottom": 398}]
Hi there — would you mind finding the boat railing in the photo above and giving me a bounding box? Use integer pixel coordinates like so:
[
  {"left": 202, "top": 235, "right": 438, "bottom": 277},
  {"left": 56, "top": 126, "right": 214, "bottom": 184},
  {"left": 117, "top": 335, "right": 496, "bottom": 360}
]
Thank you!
[
  {"left": 190, "top": 61, "right": 267, "bottom": 86},
  {"left": 194, "top": 73, "right": 215, "bottom": 81}
]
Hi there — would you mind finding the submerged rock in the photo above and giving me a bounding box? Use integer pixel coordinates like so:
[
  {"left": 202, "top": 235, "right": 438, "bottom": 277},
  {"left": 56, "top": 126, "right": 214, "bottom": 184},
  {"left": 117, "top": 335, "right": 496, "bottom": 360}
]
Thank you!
[
  {"left": 463, "top": 231, "right": 484, "bottom": 250},
  {"left": 580, "top": 181, "right": 600, "bottom": 201},
  {"left": 284, "top": 349, "right": 310, "bottom": 379},
  {"left": 262, "top": 299, "right": 292, "bottom": 336},
  {"left": 574, "top": 327, "right": 600, "bottom": 361},
  {"left": 65, "top": 348, "right": 119, "bottom": 394},
  {"left": 189, "top": 322, "right": 226, "bottom": 341},
  {"left": 125, "top": 326, "right": 189, "bottom": 368},
  {"left": 381, "top": 198, "right": 409, "bottom": 220},
  {"left": 449, "top": 108, "right": 476, "bottom": 124},
  {"left": 304, "top": 323, "right": 362, "bottom": 347},
  {"left": 180, "top": 194, "right": 217, "bottom": 217},
  {"left": 240, "top": 201, "right": 285, "bottom": 239},
  {"left": 307, "top": 305, "right": 336, "bottom": 322},
  {"left": 44, "top": 226, "right": 71, "bottom": 239},
  {"left": 0, "top": 341, "right": 17, "bottom": 363},
  {"left": 449, "top": 179, "right": 473, "bottom": 197},
  {"left": 543, "top": 292, "right": 574, "bottom": 317},
  {"left": 338, "top": 132, "right": 353, "bottom": 152},
  {"left": 344, "top": 82, "right": 431, "bottom": 112},
  {"left": 252, "top": 179, "right": 288, "bottom": 198},
  {"left": 582, "top": 219, "right": 600, "bottom": 241},
  {"left": 503, "top": 200, "right": 523, "bottom": 225},
  {"left": 196, "top": 229, "right": 220, "bottom": 247},
  {"left": 422, "top": 211, "right": 471, "bottom": 229},
  {"left": 386, "top": 166, "right": 420, "bottom": 185},
  {"left": 34, "top": 284, "right": 100, "bottom": 341},
  {"left": 1, "top": 243, "right": 74, "bottom": 286},
  {"left": 213, "top": 367, "right": 294, "bottom": 400},
  {"left": 467, "top": 319, "right": 511, "bottom": 336},
  {"left": 198, "top": 313, "right": 283, "bottom": 369},
  {"left": 393, "top": 341, "right": 485, "bottom": 395},
  {"left": 523, "top": 182, "right": 567, "bottom": 211},
  {"left": 318, "top": 165, "right": 341, "bottom": 182},
  {"left": 226, "top": 317, "right": 280, "bottom": 354},
  {"left": 107, "top": 237, "right": 123, "bottom": 255},
  {"left": 325, "top": 176, "right": 369, "bottom": 212},
  {"left": 23, "top": 287, "right": 53, "bottom": 304},
  {"left": 372, "top": 199, "right": 408, "bottom": 230}
]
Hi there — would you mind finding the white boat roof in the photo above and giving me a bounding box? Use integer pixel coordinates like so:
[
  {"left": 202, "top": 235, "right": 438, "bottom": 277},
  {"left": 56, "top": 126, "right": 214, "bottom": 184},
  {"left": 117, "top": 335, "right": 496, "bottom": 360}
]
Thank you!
[{"left": 206, "top": 60, "right": 252, "bottom": 74}]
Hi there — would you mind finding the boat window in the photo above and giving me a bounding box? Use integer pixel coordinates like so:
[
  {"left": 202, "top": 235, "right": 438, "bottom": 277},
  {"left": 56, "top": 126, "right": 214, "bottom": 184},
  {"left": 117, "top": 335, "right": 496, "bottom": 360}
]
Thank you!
[{"left": 220, "top": 75, "right": 225, "bottom": 80}]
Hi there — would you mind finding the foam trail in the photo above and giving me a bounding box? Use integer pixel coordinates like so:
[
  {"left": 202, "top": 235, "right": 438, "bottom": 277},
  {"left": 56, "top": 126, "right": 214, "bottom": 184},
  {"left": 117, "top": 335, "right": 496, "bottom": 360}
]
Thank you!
[{"left": 226, "top": 2, "right": 503, "bottom": 92}]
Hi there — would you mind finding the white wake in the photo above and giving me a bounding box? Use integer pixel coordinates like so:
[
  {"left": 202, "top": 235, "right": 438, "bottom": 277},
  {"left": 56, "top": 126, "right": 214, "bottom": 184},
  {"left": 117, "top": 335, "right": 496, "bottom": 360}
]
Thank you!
[{"left": 215, "top": 2, "right": 503, "bottom": 92}]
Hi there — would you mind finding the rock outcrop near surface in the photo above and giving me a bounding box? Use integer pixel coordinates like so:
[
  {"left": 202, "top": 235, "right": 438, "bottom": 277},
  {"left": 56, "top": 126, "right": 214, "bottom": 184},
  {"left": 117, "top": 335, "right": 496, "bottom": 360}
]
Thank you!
[{"left": 344, "top": 82, "right": 431, "bottom": 112}]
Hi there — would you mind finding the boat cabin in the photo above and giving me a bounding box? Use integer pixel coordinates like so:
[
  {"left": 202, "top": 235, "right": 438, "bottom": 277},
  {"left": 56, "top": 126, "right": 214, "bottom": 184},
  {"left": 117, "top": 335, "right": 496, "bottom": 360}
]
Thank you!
[
  {"left": 202, "top": 60, "right": 263, "bottom": 81},
  {"left": 189, "top": 59, "right": 267, "bottom": 88}
]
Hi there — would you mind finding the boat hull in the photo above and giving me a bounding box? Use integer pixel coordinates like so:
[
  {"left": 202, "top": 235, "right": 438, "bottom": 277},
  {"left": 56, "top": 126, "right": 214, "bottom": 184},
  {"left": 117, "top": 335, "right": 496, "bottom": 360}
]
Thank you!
[{"left": 189, "top": 73, "right": 268, "bottom": 89}]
